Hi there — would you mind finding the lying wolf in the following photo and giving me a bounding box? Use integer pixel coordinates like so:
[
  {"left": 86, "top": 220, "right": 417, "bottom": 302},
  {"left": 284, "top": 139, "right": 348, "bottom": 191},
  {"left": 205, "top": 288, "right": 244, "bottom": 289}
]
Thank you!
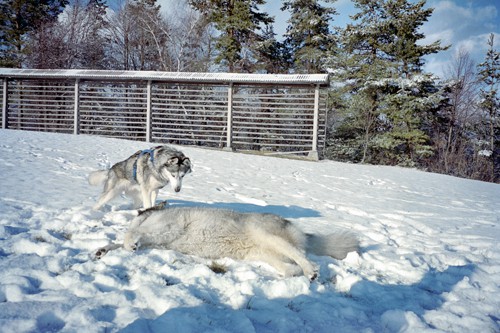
[
  {"left": 89, "top": 146, "right": 191, "bottom": 210},
  {"left": 96, "top": 205, "right": 359, "bottom": 280}
]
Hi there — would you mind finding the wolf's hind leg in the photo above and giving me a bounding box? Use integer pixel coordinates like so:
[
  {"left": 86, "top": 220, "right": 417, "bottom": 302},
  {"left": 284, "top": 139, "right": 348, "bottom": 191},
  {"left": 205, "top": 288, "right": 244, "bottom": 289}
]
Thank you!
[
  {"left": 249, "top": 229, "right": 318, "bottom": 280},
  {"left": 94, "top": 178, "right": 125, "bottom": 210},
  {"left": 253, "top": 255, "right": 303, "bottom": 278},
  {"left": 94, "top": 189, "right": 120, "bottom": 210}
]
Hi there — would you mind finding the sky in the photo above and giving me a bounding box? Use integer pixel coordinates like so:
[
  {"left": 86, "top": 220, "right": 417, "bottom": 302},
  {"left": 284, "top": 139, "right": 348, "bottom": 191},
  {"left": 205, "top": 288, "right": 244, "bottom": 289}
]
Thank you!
[
  {"left": 262, "top": 0, "right": 500, "bottom": 78},
  {"left": 132, "top": 0, "right": 500, "bottom": 79},
  {"left": 418, "top": 0, "right": 500, "bottom": 77}
]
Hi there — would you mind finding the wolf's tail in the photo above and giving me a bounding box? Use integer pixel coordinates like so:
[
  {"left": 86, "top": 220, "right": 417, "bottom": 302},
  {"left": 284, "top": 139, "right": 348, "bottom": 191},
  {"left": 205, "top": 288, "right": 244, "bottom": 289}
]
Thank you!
[
  {"left": 306, "top": 231, "right": 359, "bottom": 260},
  {"left": 88, "top": 170, "right": 108, "bottom": 186}
]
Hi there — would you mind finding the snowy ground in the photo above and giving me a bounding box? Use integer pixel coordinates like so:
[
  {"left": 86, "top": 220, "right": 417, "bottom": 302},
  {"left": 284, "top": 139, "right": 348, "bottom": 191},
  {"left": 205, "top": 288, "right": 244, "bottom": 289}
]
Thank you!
[{"left": 0, "top": 129, "right": 498, "bottom": 333}]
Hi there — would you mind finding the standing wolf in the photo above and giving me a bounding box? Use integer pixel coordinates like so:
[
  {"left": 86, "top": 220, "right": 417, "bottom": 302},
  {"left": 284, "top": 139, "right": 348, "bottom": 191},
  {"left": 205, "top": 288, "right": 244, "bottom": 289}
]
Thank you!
[
  {"left": 96, "top": 206, "right": 359, "bottom": 280},
  {"left": 89, "top": 146, "right": 191, "bottom": 210}
]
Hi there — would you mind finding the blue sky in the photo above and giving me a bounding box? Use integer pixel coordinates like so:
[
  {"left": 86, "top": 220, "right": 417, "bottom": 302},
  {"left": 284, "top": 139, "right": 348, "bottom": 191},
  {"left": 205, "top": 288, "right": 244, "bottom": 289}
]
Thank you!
[
  {"left": 147, "top": 0, "right": 500, "bottom": 78},
  {"left": 418, "top": 0, "right": 500, "bottom": 76},
  {"left": 263, "top": 0, "right": 500, "bottom": 78}
]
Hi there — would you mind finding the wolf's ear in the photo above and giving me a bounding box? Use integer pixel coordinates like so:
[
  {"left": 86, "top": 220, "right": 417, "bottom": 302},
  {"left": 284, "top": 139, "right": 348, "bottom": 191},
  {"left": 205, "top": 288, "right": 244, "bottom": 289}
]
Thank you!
[
  {"left": 166, "top": 157, "right": 179, "bottom": 166},
  {"left": 182, "top": 157, "right": 192, "bottom": 171}
]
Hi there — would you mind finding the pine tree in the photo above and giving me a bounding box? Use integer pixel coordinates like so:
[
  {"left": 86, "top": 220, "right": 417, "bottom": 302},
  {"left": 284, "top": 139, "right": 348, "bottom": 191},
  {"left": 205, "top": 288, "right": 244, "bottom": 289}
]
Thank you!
[
  {"left": 254, "top": 25, "right": 291, "bottom": 73},
  {"left": 329, "top": 0, "right": 448, "bottom": 166},
  {"left": 281, "top": 0, "right": 336, "bottom": 74},
  {"left": 189, "top": 0, "right": 273, "bottom": 72},
  {"left": 477, "top": 33, "right": 500, "bottom": 182},
  {"left": 0, "top": 0, "right": 68, "bottom": 67}
]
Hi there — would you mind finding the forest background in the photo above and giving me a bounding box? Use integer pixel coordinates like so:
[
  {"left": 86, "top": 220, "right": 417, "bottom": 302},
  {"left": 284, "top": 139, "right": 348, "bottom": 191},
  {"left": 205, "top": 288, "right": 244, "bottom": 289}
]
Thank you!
[{"left": 0, "top": 0, "right": 498, "bottom": 183}]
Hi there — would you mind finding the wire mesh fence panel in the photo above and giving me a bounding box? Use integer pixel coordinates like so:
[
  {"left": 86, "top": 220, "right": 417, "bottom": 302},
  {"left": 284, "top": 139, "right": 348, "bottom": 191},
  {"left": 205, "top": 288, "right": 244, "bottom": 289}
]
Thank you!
[
  {"left": 0, "top": 69, "right": 329, "bottom": 158},
  {"left": 151, "top": 83, "right": 228, "bottom": 148},
  {"left": 1, "top": 79, "right": 4, "bottom": 129},
  {"left": 79, "top": 81, "right": 147, "bottom": 140},
  {"left": 232, "top": 87, "right": 327, "bottom": 155},
  {"left": 6, "top": 80, "right": 75, "bottom": 133}
]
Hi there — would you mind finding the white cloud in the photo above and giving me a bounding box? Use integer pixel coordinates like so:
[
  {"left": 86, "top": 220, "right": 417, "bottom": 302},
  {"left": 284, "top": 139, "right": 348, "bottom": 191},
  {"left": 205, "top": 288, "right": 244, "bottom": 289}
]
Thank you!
[
  {"left": 423, "top": 28, "right": 454, "bottom": 46},
  {"left": 421, "top": 0, "right": 499, "bottom": 78},
  {"left": 423, "top": 1, "right": 498, "bottom": 43}
]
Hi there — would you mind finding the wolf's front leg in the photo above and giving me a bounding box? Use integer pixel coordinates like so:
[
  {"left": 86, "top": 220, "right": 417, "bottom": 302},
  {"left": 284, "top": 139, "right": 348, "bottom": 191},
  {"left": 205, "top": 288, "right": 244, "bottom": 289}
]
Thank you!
[
  {"left": 141, "top": 187, "right": 152, "bottom": 209},
  {"left": 124, "top": 231, "right": 141, "bottom": 251},
  {"left": 95, "top": 243, "right": 123, "bottom": 259},
  {"left": 150, "top": 190, "right": 159, "bottom": 207}
]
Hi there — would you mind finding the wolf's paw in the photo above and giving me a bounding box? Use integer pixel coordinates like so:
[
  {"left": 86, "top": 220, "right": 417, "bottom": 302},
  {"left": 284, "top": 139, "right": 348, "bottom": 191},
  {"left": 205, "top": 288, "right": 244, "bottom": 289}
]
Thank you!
[
  {"left": 95, "top": 247, "right": 108, "bottom": 259},
  {"left": 308, "top": 271, "right": 318, "bottom": 281},
  {"left": 303, "top": 264, "right": 319, "bottom": 281},
  {"left": 123, "top": 238, "right": 139, "bottom": 252},
  {"left": 124, "top": 242, "right": 138, "bottom": 252},
  {"left": 123, "top": 233, "right": 140, "bottom": 251}
]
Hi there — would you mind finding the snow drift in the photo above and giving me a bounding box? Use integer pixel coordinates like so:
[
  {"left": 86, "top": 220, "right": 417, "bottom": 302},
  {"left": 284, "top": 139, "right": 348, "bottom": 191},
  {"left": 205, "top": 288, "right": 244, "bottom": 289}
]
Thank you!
[{"left": 0, "top": 129, "right": 498, "bottom": 332}]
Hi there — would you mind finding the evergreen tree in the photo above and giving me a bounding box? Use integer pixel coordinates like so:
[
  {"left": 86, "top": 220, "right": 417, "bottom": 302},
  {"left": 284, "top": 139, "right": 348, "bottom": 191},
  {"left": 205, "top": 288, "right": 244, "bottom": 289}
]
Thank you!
[
  {"left": 328, "top": 0, "right": 448, "bottom": 166},
  {"left": 254, "top": 25, "right": 291, "bottom": 73},
  {"left": 477, "top": 33, "right": 500, "bottom": 182},
  {"left": 189, "top": 0, "right": 273, "bottom": 72},
  {"left": 281, "top": 0, "right": 336, "bottom": 73},
  {"left": 0, "top": 0, "right": 68, "bottom": 67}
]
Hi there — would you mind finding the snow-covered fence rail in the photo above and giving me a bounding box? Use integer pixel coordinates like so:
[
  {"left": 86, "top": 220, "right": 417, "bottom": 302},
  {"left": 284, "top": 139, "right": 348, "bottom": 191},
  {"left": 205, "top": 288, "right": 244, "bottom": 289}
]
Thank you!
[{"left": 0, "top": 69, "right": 329, "bottom": 159}]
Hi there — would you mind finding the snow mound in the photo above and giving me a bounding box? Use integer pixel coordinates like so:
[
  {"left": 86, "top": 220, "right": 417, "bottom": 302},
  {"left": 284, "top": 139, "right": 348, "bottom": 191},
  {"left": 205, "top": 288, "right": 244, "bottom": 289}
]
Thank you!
[{"left": 0, "top": 129, "right": 499, "bottom": 332}]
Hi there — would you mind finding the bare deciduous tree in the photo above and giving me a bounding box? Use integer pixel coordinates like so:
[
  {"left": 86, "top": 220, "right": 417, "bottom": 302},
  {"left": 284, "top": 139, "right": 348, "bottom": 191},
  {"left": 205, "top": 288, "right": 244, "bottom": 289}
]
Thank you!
[
  {"left": 439, "top": 48, "right": 480, "bottom": 174},
  {"left": 26, "top": 0, "right": 107, "bottom": 69}
]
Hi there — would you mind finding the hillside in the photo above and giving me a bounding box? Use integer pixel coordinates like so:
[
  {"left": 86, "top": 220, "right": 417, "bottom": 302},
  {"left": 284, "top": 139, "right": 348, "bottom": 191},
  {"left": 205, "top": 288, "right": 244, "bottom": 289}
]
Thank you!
[{"left": 0, "top": 129, "right": 498, "bottom": 332}]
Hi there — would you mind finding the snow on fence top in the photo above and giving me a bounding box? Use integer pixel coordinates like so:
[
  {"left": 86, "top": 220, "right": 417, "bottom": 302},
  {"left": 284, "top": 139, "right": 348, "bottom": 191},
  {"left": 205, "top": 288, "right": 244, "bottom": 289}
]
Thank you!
[{"left": 0, "top": 68, "right": 330, "bottom": 86}]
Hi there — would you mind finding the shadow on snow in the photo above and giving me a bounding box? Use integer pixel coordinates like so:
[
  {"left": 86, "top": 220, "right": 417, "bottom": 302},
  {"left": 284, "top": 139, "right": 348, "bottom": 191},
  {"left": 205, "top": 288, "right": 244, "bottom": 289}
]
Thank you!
[
  {"left": 119, "top": 264, "right": 476, "bottom": 333},
  {"left": 166, "top": 199, "right": 321, "bottom": 219}
]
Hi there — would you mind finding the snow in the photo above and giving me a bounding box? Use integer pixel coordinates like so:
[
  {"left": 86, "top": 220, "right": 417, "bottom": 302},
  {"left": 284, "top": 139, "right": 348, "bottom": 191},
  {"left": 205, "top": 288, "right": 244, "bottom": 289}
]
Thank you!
[{"left": 0, "top": 129, "right": 499, "bottom": 333}]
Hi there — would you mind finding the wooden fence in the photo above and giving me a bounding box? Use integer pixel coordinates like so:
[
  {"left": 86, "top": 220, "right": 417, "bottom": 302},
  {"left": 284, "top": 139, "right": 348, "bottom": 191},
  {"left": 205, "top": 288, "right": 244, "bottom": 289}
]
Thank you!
[{"left": 0, "top": 69, "right": 329, "bottom": 159}]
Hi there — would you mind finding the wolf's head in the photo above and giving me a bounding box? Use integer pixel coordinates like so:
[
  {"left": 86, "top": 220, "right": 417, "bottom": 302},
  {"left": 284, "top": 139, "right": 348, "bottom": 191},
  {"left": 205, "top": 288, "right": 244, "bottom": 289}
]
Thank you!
[{"left": 155, "top": 147, "right": 192, "bottom": 192}]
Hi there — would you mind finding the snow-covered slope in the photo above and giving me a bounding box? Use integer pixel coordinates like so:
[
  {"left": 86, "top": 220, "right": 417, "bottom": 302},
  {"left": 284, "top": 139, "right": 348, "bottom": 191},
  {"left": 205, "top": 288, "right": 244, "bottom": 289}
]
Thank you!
[{"left": 0, "top": 129, "right": 498, "bottom": 333}]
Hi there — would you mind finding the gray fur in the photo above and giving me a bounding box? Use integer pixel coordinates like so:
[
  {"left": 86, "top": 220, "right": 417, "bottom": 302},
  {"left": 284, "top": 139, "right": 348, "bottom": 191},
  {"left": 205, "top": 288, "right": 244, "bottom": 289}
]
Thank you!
[
  {"left": 96, "top": 206, "right": 359, "bottom": 280},
  {"left": 89, "top": 146, "right": 191, "bottom": 210}
]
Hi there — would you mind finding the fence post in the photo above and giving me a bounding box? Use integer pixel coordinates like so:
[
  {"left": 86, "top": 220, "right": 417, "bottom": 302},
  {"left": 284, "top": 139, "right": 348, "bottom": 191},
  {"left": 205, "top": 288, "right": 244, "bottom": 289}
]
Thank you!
[
  {"left": 2, "top": 79, "right": 7, "bottom": 129},
  {"left": 225, "top": 82, "right": 234, "bottom": 150},
  {"left": 146, "top": 80, "right": 152, "bottom": 143},
  {"left": 73, "top": 79, "right": 80, "bottom": 135},
  {"left": 308, "top": 84, "right": 320, "bottom": 160}
]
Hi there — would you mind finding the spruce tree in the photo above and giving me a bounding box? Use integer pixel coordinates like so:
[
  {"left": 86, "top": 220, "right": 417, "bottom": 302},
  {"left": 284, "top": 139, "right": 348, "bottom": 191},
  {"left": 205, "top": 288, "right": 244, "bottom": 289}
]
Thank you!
[
  {"left": 329, "top": 0, "right": 448, "bottom": 166},
  {"left": 477, "top": 33, "right": 500, "bottom": 182},
  {"left": 189, "top": 0, "right": 273, "bottom": 72},
  {"left": 0, "top": 0, "right": 68, "bottom": 67},
  {"left": 281, "top": 0, "right": 336, "bottom": 74},
  {"left": 255, "top": 25, "right": 291, "bottom": 73}
]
